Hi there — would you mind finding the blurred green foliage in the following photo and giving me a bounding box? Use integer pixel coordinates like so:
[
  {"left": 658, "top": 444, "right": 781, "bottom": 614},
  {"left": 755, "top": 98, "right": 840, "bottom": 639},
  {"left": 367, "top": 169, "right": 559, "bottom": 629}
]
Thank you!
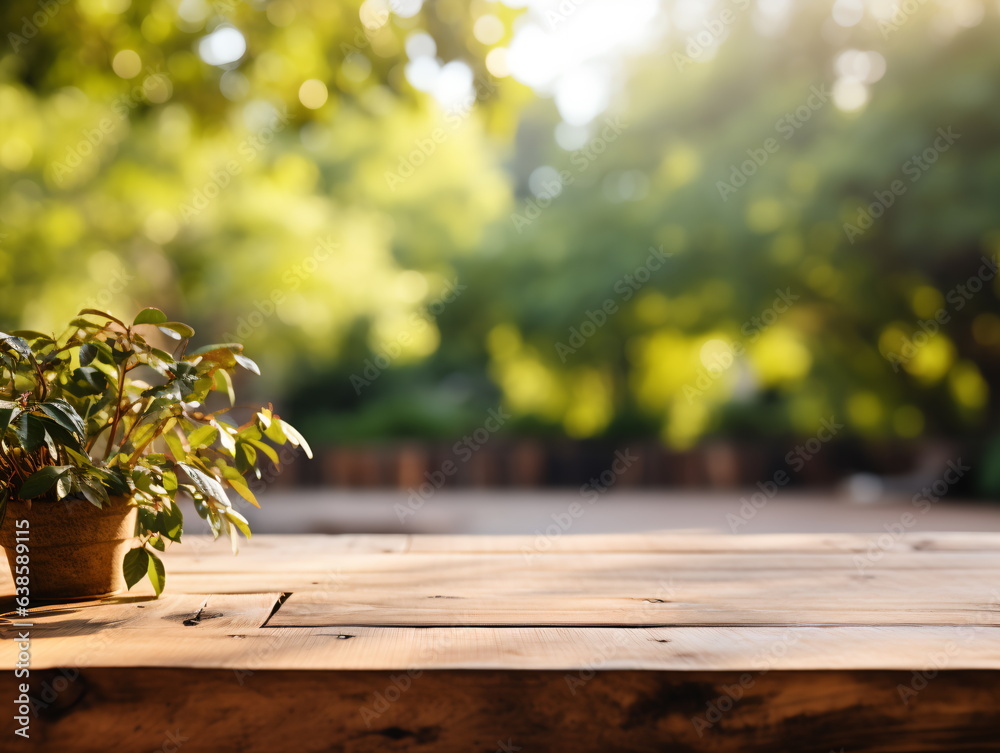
[{"left": 0, "top": 0, "right": 998, "bottom": 449}]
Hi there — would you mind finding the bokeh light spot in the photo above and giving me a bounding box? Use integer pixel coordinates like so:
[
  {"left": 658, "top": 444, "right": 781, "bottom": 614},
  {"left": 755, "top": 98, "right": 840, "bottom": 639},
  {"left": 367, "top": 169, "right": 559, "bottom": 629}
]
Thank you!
[
  {"left": 198, "top": 27, "right": 247, "bottom": 67},
  {"left": 298, "top": 79, "right": 329, "bottom": 109},
  {"left": 112, "top": 50, "right": 142, "bottom": 79}
]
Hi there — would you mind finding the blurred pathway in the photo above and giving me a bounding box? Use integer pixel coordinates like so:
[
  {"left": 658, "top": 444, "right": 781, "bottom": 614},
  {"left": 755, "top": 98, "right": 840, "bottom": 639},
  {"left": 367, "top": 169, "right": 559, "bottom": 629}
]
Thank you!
[{"left": 241, "top": 489, "right": 1000, "bottom": 535}]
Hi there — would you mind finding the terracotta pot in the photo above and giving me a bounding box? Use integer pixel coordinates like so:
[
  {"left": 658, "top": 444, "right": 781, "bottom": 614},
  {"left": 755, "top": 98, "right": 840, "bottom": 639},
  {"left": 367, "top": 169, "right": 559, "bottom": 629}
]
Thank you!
[{"left": 0, "top": 495, "right": 137, "bottom": 601}]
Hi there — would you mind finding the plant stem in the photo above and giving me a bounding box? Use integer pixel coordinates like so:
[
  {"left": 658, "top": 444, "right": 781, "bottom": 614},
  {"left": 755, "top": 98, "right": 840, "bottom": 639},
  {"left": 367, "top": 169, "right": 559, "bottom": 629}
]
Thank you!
[{"left": 102, "top": 361, "right": 128, "bottom": 461}]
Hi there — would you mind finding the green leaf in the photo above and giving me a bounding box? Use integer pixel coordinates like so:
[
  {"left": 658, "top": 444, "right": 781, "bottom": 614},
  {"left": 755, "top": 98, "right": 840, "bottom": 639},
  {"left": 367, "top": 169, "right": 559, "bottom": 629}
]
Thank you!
[
  {"left": 148, "top": 534, "right": 166, "bottom": 552},
  {"left": 188, "top": 343, "right": 243, "bottom": 357},
  {"left": 236, "top": 425, "right": 263, "bottom": 442},
  {"left": 137, "top": 506, "right": 158, "bottom": 534},
  {"left": 263, "top": 418, "right": 288, "bottom": 445},
  {"left": 161, "top": 469, "right": 178, "bottom": 492},
  {"left": 149, "top": 347, "right": 175, "bottom": 362},
  {"left": 0, "top": 406, "right": 21, "bottom": 436},
  {"left": 39, "top": 399, "right": 87, "bottom": 438},
  {"left": 187, "top": 346, "right": 237, "bottom": 369},
  {"left": 158, "top": 322, "right": 196, "bottom": 340},
  {"left": 63, "top": 446, "right": 93, "bottom": 466},
  {"left": 234, "top": 442, "right": 257, "bottom": 474},
  {"left": 225, "top": 508, "right": 252, "bottom": 539},
  {"left": 213, "top": 422, "right": 237, "bottom": 455},
  {"left": 13, "top": 414, "right": 47, "bottom": 453},
  {"left": 226, "top": 475, "right": 260, "bottom": 508},
  {"left": 213, "top": 369, "right": 235, "bottom": 405},
  {"left": 93, "top": 468, "right": 131, "bottom": 497},
  {"left": 179, "top": 463, "right": 229, "bottom": 505},
  {"left": 67, "top": 366, "right": 108, "bottom": 395},
  {"left": 110, "top": 346, "right": 133, "bottom": 365},
  {"left": 133, "top": 307, "right": 168, "bottom": 326},
  {"left": 79, "top": 343, "right": 98, "bottom": 366},
  {"left": 129, "top": 420, "right": 162, "bottom": 449},
  {"left": 0, "top": 332, "right": 33, "bottom": 358},
  {"left": 78, "top": 309, "right": 127, "bottom": 328},
  {"left": 160, "top": 500, "right": 184, "bottom": 541},
  {"left": 123, "top": 547, "right": 150, "bottom": 590},
  {"left": 9, "top": 330, "right": 53, "bottom": 342},
  {"left": 146, "top": 551, "right": 167, "bottom": 596},
  {"left": 164, "top": 431, "right": 187, "bottom": 461},
  {"left": 247, "top": 439, "right": 279, "bottom": 464},
  {"left": 142, "top": 382, "right": 182, "bottom": 403},
  {"left": 78, "top": 475, "right": 109, "bottom": 509},
  {"left": 18, "top": 466, "right": 72, "bottom": 500},
  {"left": 188, "top": 424, "right": 219, "bottom": 449},
  {"left": 132, "top": 468, "right": 162, "bottom": 496},
  {"left": 55, "top": 474, "right": 75, "bottom": 500},
  {"left": 37, "top": 415, "right": 82, "bottom": 452}
]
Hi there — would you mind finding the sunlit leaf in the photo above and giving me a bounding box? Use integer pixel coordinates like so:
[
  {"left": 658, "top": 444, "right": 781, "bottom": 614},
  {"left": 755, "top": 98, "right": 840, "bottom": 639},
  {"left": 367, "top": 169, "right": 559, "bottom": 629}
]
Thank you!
[
  {"left": 18, "top": 466, "right": 71, "bottom": 500},
  {"left": 133, "top": 307, "right": 168, "bottom": 326},
  {"left": 123, "top": 547, "right": 150, "bottom": 590},
  {"left": 146, "top": 549, "right": 166, "bottom": 596}
]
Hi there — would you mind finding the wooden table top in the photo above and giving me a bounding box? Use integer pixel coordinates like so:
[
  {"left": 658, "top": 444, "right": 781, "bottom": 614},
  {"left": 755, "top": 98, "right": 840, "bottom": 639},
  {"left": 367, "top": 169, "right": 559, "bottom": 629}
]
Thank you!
[
  {"left": 4, "top": 532, "right": 1000, "bottom": 753},
  {"left": 4, "top": 531, "right": 1000, "bottom": 672}
]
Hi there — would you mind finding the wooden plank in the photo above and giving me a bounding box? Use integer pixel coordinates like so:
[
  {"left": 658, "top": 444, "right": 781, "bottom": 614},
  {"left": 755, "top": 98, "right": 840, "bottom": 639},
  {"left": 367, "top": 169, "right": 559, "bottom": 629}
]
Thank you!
[
  {"left": 2, "top": 532, "right": 999, "bottom": 751},
  {"left": 5, "top": 667, "right": 999, "bottom": 752},
  {"left": 3, "top": 592, "right": 280, "bottom": 633},
  {"left": 6, "top": 625, "right": 1000, "bottom": 671},
  {"left": 5, "top": 533, "right": 1000, "bottom": 600},
  {"left": 267, "top": 551, "right": 1000, "bottom": 626},
  {"left": 404, "top": 531, "right": 1000, "bottom": 553}
]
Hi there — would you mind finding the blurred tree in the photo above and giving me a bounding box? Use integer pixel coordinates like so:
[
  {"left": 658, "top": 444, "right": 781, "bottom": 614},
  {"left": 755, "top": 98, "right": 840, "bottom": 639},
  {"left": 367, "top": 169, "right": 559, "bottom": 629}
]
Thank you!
[{"left": 1, "top": 0, "right": 998, "bottom": 456}]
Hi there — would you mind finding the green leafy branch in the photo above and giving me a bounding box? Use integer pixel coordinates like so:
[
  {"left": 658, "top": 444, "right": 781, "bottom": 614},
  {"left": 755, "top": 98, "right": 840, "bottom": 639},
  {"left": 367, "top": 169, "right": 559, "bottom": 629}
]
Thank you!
[{"left": 0, "top": 308, "right": 312, "bottom": 596}]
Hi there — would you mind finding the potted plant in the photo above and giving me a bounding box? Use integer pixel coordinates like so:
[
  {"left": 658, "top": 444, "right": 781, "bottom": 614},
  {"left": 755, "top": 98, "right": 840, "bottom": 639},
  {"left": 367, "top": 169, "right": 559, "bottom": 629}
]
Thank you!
[{"left": 0, "top": 308, "right": 311, "bottom": 600}]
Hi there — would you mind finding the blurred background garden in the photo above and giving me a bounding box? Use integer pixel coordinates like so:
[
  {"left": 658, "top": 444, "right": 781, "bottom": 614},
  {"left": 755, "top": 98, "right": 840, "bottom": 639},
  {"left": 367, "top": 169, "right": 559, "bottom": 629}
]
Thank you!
[{"left": 2, "top": 0, "right": 1000, "bottom": 530}]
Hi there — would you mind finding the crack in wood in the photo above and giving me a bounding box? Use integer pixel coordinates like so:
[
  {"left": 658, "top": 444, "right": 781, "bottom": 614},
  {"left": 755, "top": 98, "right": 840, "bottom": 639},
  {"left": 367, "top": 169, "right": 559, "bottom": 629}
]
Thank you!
[
  {"left": 260, "top": 592, "right": 292, "bottom": 628},
  {"left": 182, "top": 600, "right": 209, "bottom": 627}
]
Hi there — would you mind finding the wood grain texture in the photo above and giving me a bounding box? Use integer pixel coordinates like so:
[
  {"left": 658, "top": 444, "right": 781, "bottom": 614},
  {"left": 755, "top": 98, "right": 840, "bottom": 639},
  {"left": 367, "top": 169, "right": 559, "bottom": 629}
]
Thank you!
[
  {"left": 3, "top": 532, "right": 1000, "bottom": 752},
  {"left": 403, "top": 531, "right": 1000, "bottom": 553},
  {"left": 267, "top": 550, "right": 1000, "bottom": 627},
  {"left": 5, "top": 625, "right": 1000, "bottom": 671},
  {"left": 4, "top": 667, "right": 999, "bottom": 753}
]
